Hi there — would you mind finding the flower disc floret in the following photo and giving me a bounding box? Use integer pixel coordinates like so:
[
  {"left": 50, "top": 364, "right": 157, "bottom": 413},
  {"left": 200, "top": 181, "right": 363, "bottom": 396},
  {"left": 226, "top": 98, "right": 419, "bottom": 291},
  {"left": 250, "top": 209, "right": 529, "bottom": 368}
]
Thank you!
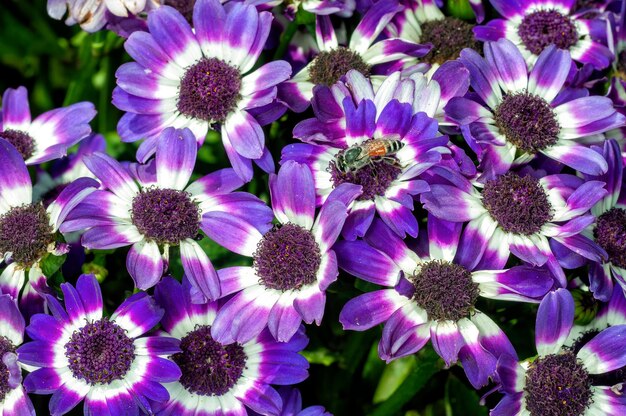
[
  {"left": 253, "top": 223, "right": 321, "bottom": 291},
  {"left": 0, "top": 203, "right": 53, "bottom": 266},
  {"left": 131, "top": 188, "right": 200, "bottom": 245},
  {"left": 494, "top": 92, "right": 560, "bottom": 154},
  {"left": 524, "top": 352, "right": 592, "bottom": 416},
  {"left": 0, "top": 336, "right": 15, "bottom": 402},
  {"left": 420, "top": 17, "right": 480, "bottom": 65},
  {"left": 309, "top": 47, "right": 371, "bottom": 87},
  {"left": 173, "top": 325, "right": 247, "bottom": 396},
  {"left": 0, "top": 129, "right": 35, "bottom": 160},
  {"left": 518, "top": 10, "right": 579, "bottom": 55},
  {"left": 177, "top": 57, "right": 242, "bottom": 123},
  {"left": 410, "top": 260, "right": 478, "bottom": 322},
  {"left": 65, "top": 318, "right": 135, "bottom": 386},
  {"left": 483, "top": 173, "right": 553, "bottom": 236},
  {"left": 594, "top": 208, "right": 626, "bottom": 268}
]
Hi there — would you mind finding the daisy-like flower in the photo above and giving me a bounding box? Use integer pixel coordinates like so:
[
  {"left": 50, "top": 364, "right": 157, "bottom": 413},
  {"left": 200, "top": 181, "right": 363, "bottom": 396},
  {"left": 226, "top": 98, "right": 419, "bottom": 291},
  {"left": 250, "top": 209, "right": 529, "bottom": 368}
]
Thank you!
[
  {"left": 0, "top": 294, "right": 34, "bottom": 415},
  {"left": 283, "top": 69, "right": 458, "bottom": 239},
  {"left": 421, "top": 165, "right": 609, "bottom": 287},
  {"left": 209, "top": 161, "right": 361, "bottom": 343},
  {"left": 445, "top": 39, "right": 625, "bottom": 179},
  {"left": 0, "top": 86, "right": 96, "bottom": 164},
  {"left": 18, "top": 274, "right": 181, "bottom": 415},
  {"left": 336, "top": 217, "right": 553, "bottom": 388},
  {"left": 473, "top": 0, "right": 613, "bottom": 69},
  {"left": 114, "top": 0, "right": 292, "bottom": 181},
  {"left": 62, "top": 127, "right": 272, "bottom": 301},
  {"left": 0, "top": 139, "right": 98, "bottom": 313},
  {"left": 265, "top": 387, "right": 331, "bottom": 416},
  {"left": 278, "top": 0, "right": 430, "bottom": 112},
  {"left": 491, "top": 288, "right": 626, "bottom": 416},
  {"left": 153, "top": 277, "right": 310, "bottom": 416},
  {"left": 46, "top": 0, "right": 156, "bottom": 32}
]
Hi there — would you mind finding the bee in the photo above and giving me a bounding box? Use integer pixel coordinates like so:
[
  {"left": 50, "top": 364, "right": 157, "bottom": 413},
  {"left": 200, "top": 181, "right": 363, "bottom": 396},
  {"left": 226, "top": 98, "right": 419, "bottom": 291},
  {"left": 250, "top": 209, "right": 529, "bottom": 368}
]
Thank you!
[{"left": 335, "top": 139, "right": 404, "bottom": 173}]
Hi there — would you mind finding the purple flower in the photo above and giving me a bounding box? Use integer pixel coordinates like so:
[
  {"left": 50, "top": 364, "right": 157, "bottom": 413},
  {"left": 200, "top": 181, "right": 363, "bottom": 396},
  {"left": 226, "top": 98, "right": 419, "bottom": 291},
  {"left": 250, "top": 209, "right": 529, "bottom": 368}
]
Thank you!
[
  {"left": 0, "top": 139, "right": 98, "bottom": 314},
  {"left": 62, "top": 127, "right": 272, "bottom": 301},
  {"left": 492, "top": 288, "right": 626, "bottom": 415},
  {"left": 0, "top": 294, "right": 34, "bottom": 415},
  {"left": 153, "top": 277, "right": 310, "bottom": 416},
  {"left": 445, "top": 39, "right": 624, "bottom": 178},
  {"left": 0, "top": 87, "right": 96, "bottom": 164},
  {"left": 474, "top": 0, "right": 613, "bottom": 69},
  {"left": 47, "top": 0, "right": 156, "bottom": 32},
  {"left": 282, "top": 69, "right": 455, "bottom": 239},
  {"left": 336, "top": 217, "right": 552, "bottom": 388},
  {"left": 278, "top": 0, "right": 430, "bottom": 112},
  {"left": 421, "top": 166, "right": 608, "bottom": 287},
  {"left": 113, "top": 0, "right": 291, "bottom": 181},
  {"left": 209, "top": 161, "right": 361, "bottom": 343},
  {"left": 17, "top": 274, "right": 181, "bottom": 415}
]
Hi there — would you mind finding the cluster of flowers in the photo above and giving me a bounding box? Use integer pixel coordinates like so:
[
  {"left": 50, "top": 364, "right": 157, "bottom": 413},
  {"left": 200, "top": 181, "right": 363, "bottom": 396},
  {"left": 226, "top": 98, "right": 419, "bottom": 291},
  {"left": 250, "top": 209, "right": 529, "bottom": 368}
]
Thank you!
[{"left": 1, "top": 0, "right": 626, "bottom": 414}]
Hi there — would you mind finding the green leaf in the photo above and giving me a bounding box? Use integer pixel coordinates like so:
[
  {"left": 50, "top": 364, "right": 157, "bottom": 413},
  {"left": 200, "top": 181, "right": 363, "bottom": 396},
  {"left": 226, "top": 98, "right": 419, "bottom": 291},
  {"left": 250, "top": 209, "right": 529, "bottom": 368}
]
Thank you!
[
  {"left": 445, "top": 0, "right": 475, "bottom": 20},
  {"left": 370, "top": 348, "right": 443, "bottom": 416},
  {"left": 444, "top": 374, "right": 488, "bottom": 416},
  {"left": 373, "top": 355, "right": 415, "bottom": 403},
  {"left": 40, "top": 254, "right": 66, "bottom": 277},
  {"left": 302, "top": 348, "right": 339, "bottom": 366}
]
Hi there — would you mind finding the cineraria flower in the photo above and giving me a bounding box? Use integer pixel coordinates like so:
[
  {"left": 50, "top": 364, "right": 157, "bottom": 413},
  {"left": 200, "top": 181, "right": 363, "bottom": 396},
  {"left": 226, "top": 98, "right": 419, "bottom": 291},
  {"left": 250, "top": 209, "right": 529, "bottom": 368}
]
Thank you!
[
  {"left": 283, "top": 69, "right": 455, "bottom": 239},
  {"left": 606, "top": 3, "right": 626, "bottom": 158},
  {"left": 336, "top": 217, "right": 553, "bottom": 388},
  {"left": 62, "top": 127, "right": 272, "bottom": 301},
  {"left": 153, "top": 277, "right": 310, "bottom": 416},
  {"left": 385, "top": 0, "right": 482, "bottom": 72},
  {"left": 264, "top": 387, "right": 332, "bottom": 416},
  {"left": 209, "top": 161, "right": 361, "bottom": 343},
  {"left": 278, "top": 0, "right": 430, "bottom": 112},
  {"left": 0, "top": 86, "right": 96, "bottom": 164},
  {"left": 474, "top": 0, "right": 613, "bottom": 69},
  {"left": 46, "top": 0, "right": 156, "bottom": 32},
  {"left": 445, "top": 39, "right": 625, "bottom": 178},
  {"left": 0, "top": 294, "right": 34, "bottom": 415},
  {"left": 0, "top": 139, "right": 98, "bottom": 313},
  {"left": 421, "top": 166, "right": 608, "bottom": 287},
  {"left": 18, "top": 274, "right": 181, "bottom": 415},
  {"left": 280, "top": 0, "right": 356, "bottom": 20},
  {"left": 114, "top": 0, "right": 291, "bottom": 181},
  {"left": 492, "top": 288, "right": 626, "bottom": 416}
]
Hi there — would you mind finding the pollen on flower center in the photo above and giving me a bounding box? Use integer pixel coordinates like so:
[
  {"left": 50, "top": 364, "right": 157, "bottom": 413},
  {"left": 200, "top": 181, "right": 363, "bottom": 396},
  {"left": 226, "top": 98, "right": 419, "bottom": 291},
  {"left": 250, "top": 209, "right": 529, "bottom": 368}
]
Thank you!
[
  {"left": 173, "top": 325, "right": 247, "bottom": 396},
  {"left": 419, "top": 17, "right": 480, "bottom": 65},
  {"left": 0, "top": 336, "right": 16, "bottom": 402},
  {"left": 0, "top": 203, "right": 54, "bottom": 267},
  {"left": 482, "top": 173, "right": 553, "bottom": 236},
  {"left": 494, "top": 92, "right": 560, "bottom": 154},
  {"left": 410, "top": 260, "right": 478, "bottom": 321},
  {"left": 518, "top": 10, "right": 579, "bottom": 55},
  {"left": 253, "top": 223, "right": 321, "bottom": 291},
  {"left": 309, "top": 47, "right": 371, "bottom": 87},
  {"left": 524, "top": 352, "right": 592, "bottom": 416},
  {"left": 177, "top": 57, "right": 242, "bottom": 123},
  {"left": 0, "top": 129, "right": 35, "bottom": 160},
  {"left": 594, "top": 208, "right": 626, "bottom": 269},
  {"left": 65, "top": 318, "right": 135, "bottom": 385},
  {"left": 131, "top": 188, "right": 200, "bottom": 245}
]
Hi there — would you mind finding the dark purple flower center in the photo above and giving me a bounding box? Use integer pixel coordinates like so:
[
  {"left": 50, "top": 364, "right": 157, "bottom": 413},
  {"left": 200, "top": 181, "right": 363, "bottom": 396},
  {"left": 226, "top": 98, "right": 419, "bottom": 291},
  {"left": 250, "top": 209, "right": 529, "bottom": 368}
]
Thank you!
[
  {"left": 172, "top": 325, "right": 247, "bottom": 396},
  {"left": 483, "top": 173, "right": 553, "bottom": 236},
  {"left": 0, "top": 129, "right": 35, "bottom": 160},
  {"left": 309, "top": 47, "right": 371, "bottom": 86},
  {"left": 253, "top": 223, "right": 321, "bottom": 291},
  {"left": 518, "top": 10, "right": 579, "bottom": 55},
  {"left": 572, "top": 289, "right": 599, "bottom": 326},
  {"left": 0, "top": 203, "right": 54, "bottom": 266},
  {"left": 0, "top": 336, "right": 16, "bottom": 402},
  {"left": 594, "top": 208, "right": 626, "bottom": 269},
  {"left": 410, "top": 260, "right": 478, "bottom": 322},
  {"left": 420, "top": 17, "right": 480, "bottom": 65},
  {"left": 65, "top": 318, "right": 135, "bottom": 385},
  {"left": 329, "top": 142, "right": 403, "bottom": 201},
  {"left": 165, "top": 0, "right": 196, "bottom": 23},
  {"left": 177, "top": 57, "right": 242, "bottom": 123},
  {"left": 131, "top": 188, "right": 200, "bottom": 245},
  {"left": 494, "top": 92, "right": 560, "bottom": 154},
  {"left": 524, "top": 352, "right": 592, "bottom": 416}
]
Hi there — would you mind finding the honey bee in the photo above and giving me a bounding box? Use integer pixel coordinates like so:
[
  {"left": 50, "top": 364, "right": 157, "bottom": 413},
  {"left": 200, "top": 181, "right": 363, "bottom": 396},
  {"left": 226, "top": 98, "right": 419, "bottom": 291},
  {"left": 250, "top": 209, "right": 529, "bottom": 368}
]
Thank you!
[{"left": 335, "top": 139, "right": 405, "bottom": 173}]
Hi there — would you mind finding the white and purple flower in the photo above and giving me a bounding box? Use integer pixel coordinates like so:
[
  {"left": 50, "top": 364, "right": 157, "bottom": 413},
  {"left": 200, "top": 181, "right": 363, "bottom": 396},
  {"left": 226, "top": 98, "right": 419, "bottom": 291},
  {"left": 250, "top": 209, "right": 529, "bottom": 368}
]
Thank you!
[
  {"left": 17, "top": 274, "right": 181, "bottom": 415},
  {"left": 153, "top": 277, "right": 310, "bottom": 416}
]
